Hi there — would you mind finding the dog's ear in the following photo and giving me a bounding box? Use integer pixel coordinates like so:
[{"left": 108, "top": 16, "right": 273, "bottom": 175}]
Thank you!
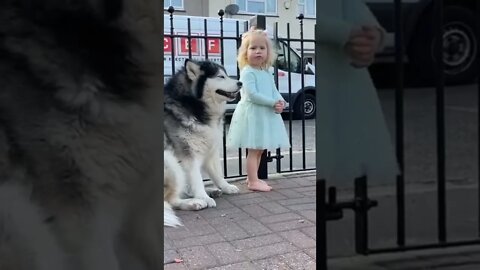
[{"left": 185, "top": 60, "right": 201, "bottom": 81}]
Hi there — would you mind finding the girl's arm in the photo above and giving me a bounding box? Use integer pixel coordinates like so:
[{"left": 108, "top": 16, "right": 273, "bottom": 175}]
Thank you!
[
  {"left": 241, "top": 71, "right": 277, "bottom": 107},
  {"left": 315, "top": 14, "right": 354, "bottom": 48},
  {"left": 271, "top": 76, "right": 285, "bottom": 102},
  {"left": 350, "top": 0, "right": 387, "bottom": 51},
  {"left": 316, "top": 1, "right": 386, "bottom": 50}
]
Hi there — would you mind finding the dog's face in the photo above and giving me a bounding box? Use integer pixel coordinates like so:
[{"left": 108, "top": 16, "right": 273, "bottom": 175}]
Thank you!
[{"left": 185, "top": 60, "right": 242, "bottom": 103}]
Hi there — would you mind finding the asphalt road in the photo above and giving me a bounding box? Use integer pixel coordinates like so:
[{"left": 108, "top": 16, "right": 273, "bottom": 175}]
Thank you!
[{"left": 220, "top": 82, "right": 480, "bottom": 187}]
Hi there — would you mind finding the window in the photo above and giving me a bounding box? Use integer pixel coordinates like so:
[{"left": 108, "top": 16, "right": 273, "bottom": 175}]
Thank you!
[
  {"left": 273, "top": 40, "right": 302, "bottom": 73},
  {"left": 236, "top": 0, "right": 277, "bottom": 15},
  {"left": 298, "top": 0, "right": 315, "bottom": 17},
  {"left": 164, "top": 0, "right": 184, "bottom": 10}
]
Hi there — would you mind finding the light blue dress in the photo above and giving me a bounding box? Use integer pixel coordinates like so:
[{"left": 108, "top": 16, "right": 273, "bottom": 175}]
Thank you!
[
  {"left": 316, "top": 0, "right": 400, "bottom": 185},
  {"left": 227, "top": 65, "right": 291, "bottom": 151}
]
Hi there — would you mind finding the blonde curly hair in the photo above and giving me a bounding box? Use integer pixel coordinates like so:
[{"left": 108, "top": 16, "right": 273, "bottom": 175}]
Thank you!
[{"left": 237, "top": 28, "right": 276, "bottom": 70}]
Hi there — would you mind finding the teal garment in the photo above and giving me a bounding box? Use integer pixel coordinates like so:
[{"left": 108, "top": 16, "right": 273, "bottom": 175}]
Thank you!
[
  {"left": 316, "top": 0, "right": 400, "bottom": 185},
  {"left": 227, "top": 65, "right": 291, "bottom": 151}
]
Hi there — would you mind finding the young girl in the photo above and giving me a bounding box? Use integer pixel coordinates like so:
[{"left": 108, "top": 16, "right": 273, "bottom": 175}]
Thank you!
[
  {"left": 227, "top": 29, "right": 290, "bottom": 192},
  {"left": 316, "top": 0, "right": 400, "bottom": 185}
]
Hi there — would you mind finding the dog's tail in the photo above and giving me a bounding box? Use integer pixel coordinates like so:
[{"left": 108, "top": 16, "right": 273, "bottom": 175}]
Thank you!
[
  {"left": 0, "top": 183, "right": 67, "bottom": 270},
  {"left": 164, "top": 201, "right": 182, "bottom": 227}
]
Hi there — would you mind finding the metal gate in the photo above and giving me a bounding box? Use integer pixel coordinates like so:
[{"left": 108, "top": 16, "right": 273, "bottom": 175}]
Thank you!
[{"left": 316, "top": 0, "right": 480, "bottom": 269}]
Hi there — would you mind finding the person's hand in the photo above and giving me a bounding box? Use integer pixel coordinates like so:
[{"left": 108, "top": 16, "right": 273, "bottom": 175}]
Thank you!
[
  {"left": 345, "top": 26, "right": 376, "bottom": 67},
  {"left": 274, "top": 100, "right": 285, "bottom": 114},
  {"left": 345, "top": 25, "right": 382, "bottom": 68},
  {"left": 361, "top": 25, "right": 382, "bottom": 49}
]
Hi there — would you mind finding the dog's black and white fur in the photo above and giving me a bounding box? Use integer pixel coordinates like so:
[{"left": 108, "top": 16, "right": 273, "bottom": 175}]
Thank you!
[
  {"left": 0, "top": 0, "right": 164, "bottom": 269},
  {"left": 163, "top": 60, "right": 242, "bottom": 219}
]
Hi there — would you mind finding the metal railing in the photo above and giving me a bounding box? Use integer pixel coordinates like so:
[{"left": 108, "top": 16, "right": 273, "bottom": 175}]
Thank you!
[{"left": 316, "top": 0, "right": 480, "bottom": 269}]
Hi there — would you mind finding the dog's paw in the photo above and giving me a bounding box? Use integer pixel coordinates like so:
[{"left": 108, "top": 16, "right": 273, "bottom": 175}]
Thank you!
[
  {"left": 173, "top": 198, "right": 208, "bottom": 211},
  {"left": 199, "top": 196, "right": 216, "bottom": 208},
  {"left": 186, "top": 199, "right": 208, "bottom": 210},
  {"left": 221, "top": 184, "right": 240, "bottom": 194},
  {"left": 207, "top": 188, "right": 223, "bottom": 198}
]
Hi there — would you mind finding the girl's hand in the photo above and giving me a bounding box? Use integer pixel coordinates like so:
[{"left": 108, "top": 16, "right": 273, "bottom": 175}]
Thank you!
[
  {"left": 274, "top": 100, "right": 285, "bottom": 114},
  {"left": 361, "top": 25, "right": 382, "bottom": 49},
  {"left": 345, "top": 25, "right": 381, "bottom": 68}
]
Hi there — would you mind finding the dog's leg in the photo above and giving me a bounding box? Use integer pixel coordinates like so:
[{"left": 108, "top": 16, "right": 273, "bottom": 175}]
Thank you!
[
  {"left": 165, "top": 151, "right": 207, "bottom": 211},
  {"left": 203, "top": 148, "right": 239, "bottom": 194},
  {"left": 182, "top": 158, "right": 216, "bottom": 208}
]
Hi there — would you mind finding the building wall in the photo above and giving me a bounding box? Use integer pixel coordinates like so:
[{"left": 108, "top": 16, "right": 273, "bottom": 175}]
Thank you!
[
  {"left": 207, "top": 0, "right": 316, "bottom": 57},
  {"left": 163, "top": 0, "right": 209, "bottom": 17},
  {"left": 163, "top": 1, "right": 315, "bottom": 60}
]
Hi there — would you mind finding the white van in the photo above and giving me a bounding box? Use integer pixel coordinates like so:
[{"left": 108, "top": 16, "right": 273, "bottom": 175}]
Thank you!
[{"left": 164, "top": 14, "right": 316, "bottom": 119}]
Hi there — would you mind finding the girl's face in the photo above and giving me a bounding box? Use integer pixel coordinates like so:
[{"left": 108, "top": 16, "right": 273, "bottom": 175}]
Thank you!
[{"left": 246, "top": 35, "right": 268, "bottom": 68}]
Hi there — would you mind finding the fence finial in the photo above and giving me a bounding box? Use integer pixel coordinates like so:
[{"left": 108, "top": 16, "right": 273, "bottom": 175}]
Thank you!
[{"left": 167, "top": 6, "right": 175, "bottom": 14}]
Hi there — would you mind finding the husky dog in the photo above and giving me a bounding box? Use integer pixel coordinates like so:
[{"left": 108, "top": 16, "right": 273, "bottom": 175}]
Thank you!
[
  {"left": 0, "top": 0, "right": 164, "bottom": 269},
  {"left": 164, "top": 59, "right": 242, "bottom": 214}
]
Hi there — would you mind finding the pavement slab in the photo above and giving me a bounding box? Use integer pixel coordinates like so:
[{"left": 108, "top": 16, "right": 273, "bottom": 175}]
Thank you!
[
  {"left": 164, "top": 170, "right": 480, "bottom": 269},
  {"left": 164, "top": 173, "right": 317, "bottom": 269}
]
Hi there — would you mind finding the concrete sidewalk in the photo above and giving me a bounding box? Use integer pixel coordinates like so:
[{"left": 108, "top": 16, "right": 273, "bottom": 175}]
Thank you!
[
  {"left": 164, "top": 171, "right": 480, "bottom": 270},
  {"left": 163, "top": 172, "right": 317, "bottom": 270},
  {"left": 329, "top": 245, "right": 480, "bottom": 270}
]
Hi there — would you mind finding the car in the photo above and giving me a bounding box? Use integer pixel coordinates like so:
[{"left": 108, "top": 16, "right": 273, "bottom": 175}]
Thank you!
[{"left": 366, "top": 0, "right": 479, "bottom": 84}]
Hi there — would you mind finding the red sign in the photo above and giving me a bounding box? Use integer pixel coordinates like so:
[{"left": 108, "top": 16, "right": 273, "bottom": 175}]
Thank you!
[
  {"left": 180, "top": 37, "right": 198, "bottom": 54},
  {"left": 164, "top": 37, "right": 172, "bottom": 53},
  {"left": 206, "top": 38, "right": 220, "bottom": 54},
  {"left": 165, "top": 34, "right": 222, "bottom": 57}
]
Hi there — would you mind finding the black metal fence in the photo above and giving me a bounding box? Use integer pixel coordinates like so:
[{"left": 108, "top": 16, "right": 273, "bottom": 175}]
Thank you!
[
  {"left": 164, "top": 8, "right": 316, "bottom": 180},
  {"left": 317, "top": 0, "right": 480, "bottom": 269}
]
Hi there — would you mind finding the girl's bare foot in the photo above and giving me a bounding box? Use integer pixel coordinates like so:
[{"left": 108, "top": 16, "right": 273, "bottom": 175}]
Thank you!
[
  {"left": 245, "top": 178, "right": 271, "bottom": 187},
  {"left": 247, "top": 180, "right": 272, "bottom": 192}
]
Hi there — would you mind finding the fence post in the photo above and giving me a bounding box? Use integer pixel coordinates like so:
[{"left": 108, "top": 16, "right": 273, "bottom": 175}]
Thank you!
[
  {"left": 315, "top": 5, "right": 327, "bottom": 265},
  {"left": 318, "top": 179, "right": 328, "bottom": 270},
  {"left": 248, "top": 15, "right": 269, "bottom": 180},
  {"left": 354, "top": 176, "right": 370, "bottom": 255},
  {"left": 219, "top": 9, "right": 229, "bottom": 178},
  {"left": 167, "top": 6, "right": 175, "bottom": 75}
]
